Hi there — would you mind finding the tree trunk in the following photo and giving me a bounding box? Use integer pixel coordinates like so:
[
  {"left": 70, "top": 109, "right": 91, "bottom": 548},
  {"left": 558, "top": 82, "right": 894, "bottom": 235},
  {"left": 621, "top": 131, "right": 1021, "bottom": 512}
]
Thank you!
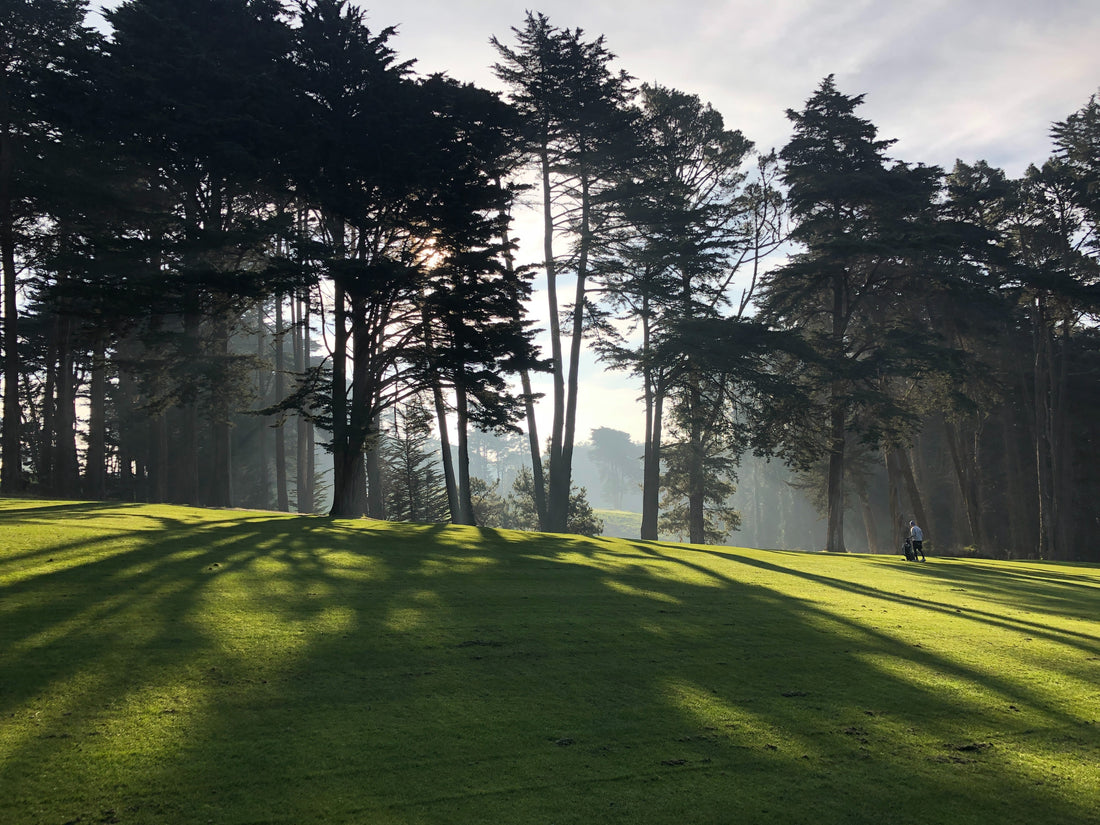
[
  {"left": 884, "top": 448, "right": 902, "bottom": 549},
  {"left": 255, "top": 303, "right": 271, "bottom": 508},
  {"left": 85, "top": 331, "right": 108, "bottom": 499},
  {"left": 454, "top": 383, "right": 476, "bottom": 526},
  {"left": 431, "top": 380, "right": 459, "bottom": 523},
  {"left": 521, "top": 367, "right": 548, "bottom": 529},
  {"left": 38, "top": 334, "right": 57, "bottom": 486},
  {"left": 53, "top": 314, "right": 80, "bottom": 497},
  {"left": 1032, "top": 300, "right": 1057, "bottom": 559},
  {"left": 356, "top": 297, "right": 382, "bottom": 520},
  {"left": 115, "top": 348, "right": 138, "bottom": 501},
  {"left": 178, "top": 308, "right": 201, "bottom": 505},
  {"left": 858, "top": 487, "right": 879, "bottom": 553},
  {"left": 496, "top": 193, "right": 547, "bottom": 529},
  {"left": 540, "top": 142, "right": 569, "bottom": 533},
  {"left": 943, "top": 416, "right": 985, "bottom": 551},
  {"left": 641, "top": 383, "right": 665, "bottom": 542},
  {"left": 1052, "top": 324, "right": 1073, "bottom": 557},
  {"left": 825, "top": 268, "right": 848, "bottom": 554},
  {"left": 294, "top": 289, "right": 314, "bottom": 513},
  {"left": 551, "top": 162, "right": 595, "bottom": 533},
  {"left": 896, "top": 447, "right": 929, "bottom": 546},
  {"left": 149, "top": 413, "right": 169, "bottom": 503},
  {"left": 210, "top": 313, "right": 232, "bottom": 507},
  {"left": 365, "top": 412, "right": 383, "bottom": 519},
  {"left": 274, "top": 294, "right": 288, "bottom": 511},
  {"left": 824, "top": 389, "right": 846, "bottom": 553},
  {"left": 328, "top": 273, "right": 357, "bottom": 517},
  {"left": 640, "top": 308, "right": 664, "bottom": 541},
  {"left": 688, "top": 401, "right": 706, "bottom": 545},
  {"left": 0, "top": 74, "right": 22, "bottom": 494}
]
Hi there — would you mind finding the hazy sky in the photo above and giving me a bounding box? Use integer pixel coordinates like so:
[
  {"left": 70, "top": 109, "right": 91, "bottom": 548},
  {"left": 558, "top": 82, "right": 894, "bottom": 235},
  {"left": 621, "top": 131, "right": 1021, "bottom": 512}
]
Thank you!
[
  {"left": 339, "top": 0, "right": 1100, "bottom": 176},
  {"left": 92, "top": 0, "right": 1100, "bottom": 443}
]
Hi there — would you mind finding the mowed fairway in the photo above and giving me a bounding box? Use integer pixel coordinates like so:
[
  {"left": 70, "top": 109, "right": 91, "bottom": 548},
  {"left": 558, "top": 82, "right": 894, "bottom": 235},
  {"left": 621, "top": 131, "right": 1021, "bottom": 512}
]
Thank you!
[{"left": 1, "top": 500, "right": 1098, "bottom": 824}]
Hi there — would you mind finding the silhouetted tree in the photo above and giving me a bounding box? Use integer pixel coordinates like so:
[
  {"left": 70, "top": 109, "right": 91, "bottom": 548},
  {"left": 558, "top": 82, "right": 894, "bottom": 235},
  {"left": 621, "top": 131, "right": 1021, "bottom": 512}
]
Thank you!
[
  {"left": 1, "top": 0, "right": 101, "bottom": 493},
  {"left": 758, "top": 76, "right": 946, "bottom": 553},
  {"left": 102, "top": 0, "right": 296, "bottom": 506},
  {"left": 492, "top": 13, "right": 634, "bottom": 532}
]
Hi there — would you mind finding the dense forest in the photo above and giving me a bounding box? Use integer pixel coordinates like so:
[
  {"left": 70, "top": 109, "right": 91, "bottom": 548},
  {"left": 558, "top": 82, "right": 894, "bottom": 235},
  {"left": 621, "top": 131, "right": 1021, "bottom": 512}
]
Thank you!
[{"left": 2, "top": 1, "right": 1097, "bottom": 560}]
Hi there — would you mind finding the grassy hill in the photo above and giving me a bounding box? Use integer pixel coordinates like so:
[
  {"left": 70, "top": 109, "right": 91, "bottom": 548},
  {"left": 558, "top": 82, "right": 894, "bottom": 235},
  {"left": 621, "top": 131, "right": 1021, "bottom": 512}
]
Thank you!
[{"left": 1, "top": 499, "right": 1098, "bottom": 824}]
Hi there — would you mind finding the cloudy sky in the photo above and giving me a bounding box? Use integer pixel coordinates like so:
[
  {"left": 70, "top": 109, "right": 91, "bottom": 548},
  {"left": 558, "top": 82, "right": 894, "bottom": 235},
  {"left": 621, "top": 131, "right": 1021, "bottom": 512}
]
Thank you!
[
  {"left": 93, "top": 0, "right": 1100, "bottom": 444},
  {"left": 347, "top": 0, "right": 1100, "bottom": 175}
]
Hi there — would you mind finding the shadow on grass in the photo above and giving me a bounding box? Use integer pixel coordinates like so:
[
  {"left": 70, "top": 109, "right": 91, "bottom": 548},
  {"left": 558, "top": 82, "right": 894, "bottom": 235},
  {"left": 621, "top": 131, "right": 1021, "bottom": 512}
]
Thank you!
[
  {"left": 686, "top": 547, "right": 1100, "bottom": 648},
  {"left": 1, "top": 502, "right": 1098, "bottom": 824}
]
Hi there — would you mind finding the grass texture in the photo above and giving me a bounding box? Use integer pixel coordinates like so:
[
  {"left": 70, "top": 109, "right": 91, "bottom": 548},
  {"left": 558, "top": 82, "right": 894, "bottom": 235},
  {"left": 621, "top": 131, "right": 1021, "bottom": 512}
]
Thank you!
[{"left": 1, "top": 499, "right": 1098, "bottom": 824}]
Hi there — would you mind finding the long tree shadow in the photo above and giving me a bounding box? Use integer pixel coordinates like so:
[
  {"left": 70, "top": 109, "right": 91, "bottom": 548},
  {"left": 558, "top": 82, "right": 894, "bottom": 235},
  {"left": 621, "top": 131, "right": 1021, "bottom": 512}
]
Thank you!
[{"left": 684, "top": 547, "right": 1100, "bottom": 650}]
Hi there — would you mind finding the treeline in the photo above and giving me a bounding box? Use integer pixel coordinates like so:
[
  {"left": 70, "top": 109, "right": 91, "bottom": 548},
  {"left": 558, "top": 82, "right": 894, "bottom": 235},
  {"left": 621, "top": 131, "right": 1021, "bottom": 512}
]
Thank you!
[{"left": 2, "top": 2, "right": 1097, "bottom": 559}]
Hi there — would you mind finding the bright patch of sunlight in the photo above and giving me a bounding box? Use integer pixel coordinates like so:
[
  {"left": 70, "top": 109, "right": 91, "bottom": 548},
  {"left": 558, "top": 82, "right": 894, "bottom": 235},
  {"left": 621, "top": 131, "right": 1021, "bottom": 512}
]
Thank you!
[
  {"left": 417, "top": 555, "right": 498, "bottom": 576},
  {"left": 201, "top": 604, "right": 357, "bottom": 659},
  {"left": 638, "top": 621, "right": 673, "bottom": 639},
  {"left": 664, "top": 678, "right": 817, "bottom": 756},
  {"left": 2, "top": 681, "right": 183, "bottom": 768},
  {"left": 385, "top": 590, "right": 445, "bottom": 633},
  {"left": 603, "top": 578, "right": 681, "bottom": 605}
]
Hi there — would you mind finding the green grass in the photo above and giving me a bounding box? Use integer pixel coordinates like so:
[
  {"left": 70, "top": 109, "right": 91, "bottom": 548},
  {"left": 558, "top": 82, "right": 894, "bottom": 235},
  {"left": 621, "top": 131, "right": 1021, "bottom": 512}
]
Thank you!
[{"left": 1, "top": 498, "right": 1098, "bottom": 824}]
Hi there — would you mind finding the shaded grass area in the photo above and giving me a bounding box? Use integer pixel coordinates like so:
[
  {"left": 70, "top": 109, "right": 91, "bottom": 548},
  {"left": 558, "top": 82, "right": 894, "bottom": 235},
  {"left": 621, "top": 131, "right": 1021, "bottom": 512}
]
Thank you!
[{"left": 1, "top": 498, "right": 1098, "bottom": 824}]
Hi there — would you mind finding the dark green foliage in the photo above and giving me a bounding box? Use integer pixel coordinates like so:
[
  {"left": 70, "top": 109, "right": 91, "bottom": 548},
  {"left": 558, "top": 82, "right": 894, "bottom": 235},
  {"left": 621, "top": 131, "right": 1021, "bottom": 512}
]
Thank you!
[
  {"left": 593, "top": 82, "right": 773, "bottom": 542},
  {"left": 380, "top": 399, "right": 450, "bottom": 524},
  {"left": 497, "top": 464, "right": 603, "bottom": 537},
  {"left": 657, "top": 437, "right": 740, "bottom": 544},
  {"left": 469, "top": 476, "right": 508, "bottom": 528},
  {"left": 1, "top": 0, "right": 103, "bottom": 493},
  {"left": 757, "top": 76, "right": 953, "bottom": 552},
  {"left": 6, "top": 7, "right": 1099, "bottom": 560}
]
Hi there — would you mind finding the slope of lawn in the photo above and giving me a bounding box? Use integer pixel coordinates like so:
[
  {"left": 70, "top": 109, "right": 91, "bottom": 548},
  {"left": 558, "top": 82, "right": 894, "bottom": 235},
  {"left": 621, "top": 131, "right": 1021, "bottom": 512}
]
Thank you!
[{"left": 1, "top": 498, "right": 1098, "bottom": 825}]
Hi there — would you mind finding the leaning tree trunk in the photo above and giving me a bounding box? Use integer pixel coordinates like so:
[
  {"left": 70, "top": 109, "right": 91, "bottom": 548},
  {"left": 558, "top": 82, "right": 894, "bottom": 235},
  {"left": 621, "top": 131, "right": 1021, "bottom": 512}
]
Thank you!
[
  {"left": 454, "top": 382, "right": 477, "bottom": 526},
  {"left": 885, "top": 447, "right": 902, "bottom": 549},
  {"left": 430, "top": 378, "right": 459, "bottom": 524},
  {"left": 520, "top": 368, "right": 548, "bottom": 529}
]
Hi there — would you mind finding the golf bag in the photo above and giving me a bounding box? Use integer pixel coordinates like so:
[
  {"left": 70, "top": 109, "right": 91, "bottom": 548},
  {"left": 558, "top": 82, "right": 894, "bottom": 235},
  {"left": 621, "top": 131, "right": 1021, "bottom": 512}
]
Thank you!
[{"left": 902, "top": 537, "right": 920, "bottom": 561}]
